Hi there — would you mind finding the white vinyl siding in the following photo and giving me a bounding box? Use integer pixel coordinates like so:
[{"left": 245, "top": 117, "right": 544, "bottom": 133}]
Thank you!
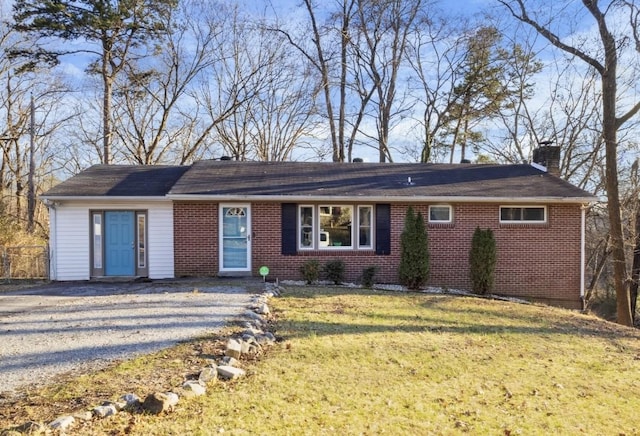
[
  {"left": 50, "top": 200, "right": 174, "bottom": 280},
  {"left": 147, "top": 204, "right": 174, "bottom": 279},
  {"left": 54, "top": 205, "right": 91, "bottom": 280}
]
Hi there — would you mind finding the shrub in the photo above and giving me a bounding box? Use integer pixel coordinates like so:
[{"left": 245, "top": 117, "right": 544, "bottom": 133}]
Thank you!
[
  {"left": 324, "top": 259, "right": 345, "bottom": 285},
  {"left": 361, "top": 266, "right": 378, "bottom": 288},
  {"left": 469, "top": 227, "right": 497, "bottom": 295},
  {"left": 299, "top": 259, "right": 320, "bottom": 284},
  {"left": 398, "top": 206, "right": 429, "bottom": 289}
]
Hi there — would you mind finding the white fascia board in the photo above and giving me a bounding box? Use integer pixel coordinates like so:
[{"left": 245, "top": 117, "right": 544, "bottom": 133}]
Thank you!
[
  {"left": 166, "top": 194, "right": 598, "bottom": 204},
  {"left": 39, "top": 196, "right": 170, "bottom": 203}
]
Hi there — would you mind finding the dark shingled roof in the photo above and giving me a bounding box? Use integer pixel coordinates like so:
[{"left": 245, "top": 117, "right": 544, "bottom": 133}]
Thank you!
[
  {"left": 167, "top": 161, "right": 593, "bottom": 200},
  {"left": 43, "top": 165, "right": 190, "bottom": 197},
  {"left": 41, "top": 161, "right": 595, "bottom": 201}
]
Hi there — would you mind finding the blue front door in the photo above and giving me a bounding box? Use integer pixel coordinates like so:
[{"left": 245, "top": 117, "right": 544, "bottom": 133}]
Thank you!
[{"left": 105, "top": 211, "right": 135, "bottom": 276}]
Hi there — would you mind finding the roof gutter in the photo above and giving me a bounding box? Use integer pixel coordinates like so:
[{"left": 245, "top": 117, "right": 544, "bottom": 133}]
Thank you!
[
  {"left": 39, "top": 195, "right": 171, "bottom": 203},
  {"left": 165, "top": 194, "right": 598, "bottom": 204}
]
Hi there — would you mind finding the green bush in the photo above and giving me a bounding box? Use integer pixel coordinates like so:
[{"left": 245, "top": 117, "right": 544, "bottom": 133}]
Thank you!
[
  {"left": 469, "top": 227, "right": 497, "bottom": 295},
  {"left": 299, "top": 259, "right": 320, "bottom": 284},
  {"left": 398, "top": 206, "right": 429, "bottom": 289},
  {"left": 361, "top": 266, "right": 378, "bottom": 288},
  {"left": 324, "top": 259, "right": 345, "bottom": 285}
]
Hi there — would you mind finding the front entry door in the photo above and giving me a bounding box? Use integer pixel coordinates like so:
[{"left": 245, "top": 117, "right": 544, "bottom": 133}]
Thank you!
[
  {"left": 105, "top": 211, "right": 135, "bottom": 276},
  {"left": 220, "top": 205, "right": 251, "bottom": 273}
]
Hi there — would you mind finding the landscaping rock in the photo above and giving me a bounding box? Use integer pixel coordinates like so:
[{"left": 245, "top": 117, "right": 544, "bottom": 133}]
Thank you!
[
  {"left": 217, "top": 365, "right": 246, "bottom": 380},
  {"left": 181, "top": 381, "right": 206, "bottom": 397},
  {"left": 198, "top": 366, "right": 218, "bottom": 384},
  {"left": 221, "top": 356, "right": 239, "bottom": 366},
  {"left": 240, "top": 339, "right": 252, "bottom": 354},
  {"left": 73, "top": 411, "right": 94, "bottom": 421},
  {"left": 15, "top": 421, "right": 47, "bottom": 434},
  {"left": 119, "top": 393, "right": 141, "bottom": 410},
  {"left": 255, "top": 303, "right": 270, "bottom": 315},
  {"left": 243, "top": 310, "right": 265, "bottom": 324},
  {"left": 142, "top": 392, "right": 179, "bottom": 415},
  {"left": 49, "top": 415, "right": 75, "bottom": 431},
  {"left": 93, "top": 404, "right": 117, "bottom": 418},
  {"left": 225, "top": 338, "right": 242, "bottom": 359}
]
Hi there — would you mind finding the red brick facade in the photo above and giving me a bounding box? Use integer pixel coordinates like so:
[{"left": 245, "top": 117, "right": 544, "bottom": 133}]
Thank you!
[{"left": 174, "top": 201, "right": 583, "bottom": 308}]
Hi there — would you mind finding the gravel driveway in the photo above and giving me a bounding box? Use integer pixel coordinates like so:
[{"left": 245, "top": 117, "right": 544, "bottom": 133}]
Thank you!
[{"left": 0, "top": 279, "right": 255, "bottom": 394}]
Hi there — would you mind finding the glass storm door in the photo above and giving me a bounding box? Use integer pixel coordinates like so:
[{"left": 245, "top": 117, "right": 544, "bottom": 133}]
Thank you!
[
  {"left": 104, "top": 211, "right": 135, "bottom": 276},
  {"left": 220, "top": 205, "right": 251, "bottom": 272}
]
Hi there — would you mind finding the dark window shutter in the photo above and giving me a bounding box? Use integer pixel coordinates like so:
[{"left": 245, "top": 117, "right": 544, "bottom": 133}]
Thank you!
[
  {"left": 375, "top": 204, "right": 391, "bottom": 255},
  {"left": 281, "top": 203, "right": 297, "bottom": 255}
]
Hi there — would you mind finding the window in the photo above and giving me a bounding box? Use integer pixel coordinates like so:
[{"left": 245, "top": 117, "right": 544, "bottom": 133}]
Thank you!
[
  {"left": 319, "top": 205, "right": 352, "bottom": 248},
  {"left": 358, "top": 206, "right": 373, "bottom": 248},
  {"left": 500, "top": 206, "right": 546, "bottom": 223},
  {"left": 299, "top": 206, "right": 314, "bottom": 249},
  {"left": 297, "top": 204, "right": 371, "bottom": 250},
  {"left": 137, "top": 214, "right": 146, "bottom": 268},
  {"left": 429, "top": 205, "right": 452, "bottom": 223},
  {"left": 92, "top": 213, "right": 102, "bottom": 269}
]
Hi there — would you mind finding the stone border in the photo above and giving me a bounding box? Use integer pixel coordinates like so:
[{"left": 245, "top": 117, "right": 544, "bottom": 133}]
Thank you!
[{"left": 1, "top": 284, "right": 281, "bottom": 435}]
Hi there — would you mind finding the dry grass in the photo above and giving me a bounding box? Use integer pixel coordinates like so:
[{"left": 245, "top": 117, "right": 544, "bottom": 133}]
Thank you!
[{"left": 4, "top": 286, "right": 640, "bottom": 435}]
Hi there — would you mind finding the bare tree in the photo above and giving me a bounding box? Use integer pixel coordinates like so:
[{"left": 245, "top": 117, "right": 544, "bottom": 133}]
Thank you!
[
  {"left": 0, "top": 15, "right": 71, "bottom": 234},
  {"left": 112, "top": 0, "right": 224, "bottom": 164},
  {"left": 498, "top": 0, "right": 640, "bottom": 326},
  {"left": 12, "top": 0, "right": 177, "bottom": 164},
  {"left": 351, "top": 0, "right": 424, "bottom": 162},
  {"left": 214, "top": 27, "right": 320, "bottom": 162}
]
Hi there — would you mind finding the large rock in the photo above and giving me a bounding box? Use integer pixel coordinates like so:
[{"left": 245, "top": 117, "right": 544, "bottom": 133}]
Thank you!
[
  {"left": 199, "top": 366, "right": 218, "bottom": 384},
  {"left": 181, "top": 381, "right": 206, "bottom": 398},
  {"left": 119, "top": 393, "right": 141, "bottom": 410},
  {"left": 49, "top": 416, "right": 75, "bottom": 431},
  {"left": 217, "top": 365, "right": 246, "bottom": 380},
  {"left": 15, "top": 421, "right": 47, "bottom": 434},
  {"left": 225, "top": 338, "right": 242, "bottom": 359},
  {"left": 93, "top": 404, "right": 117, "bottom": 418},
  {"left": 142, "top": 392, "right": 179, "bottom": 415}
]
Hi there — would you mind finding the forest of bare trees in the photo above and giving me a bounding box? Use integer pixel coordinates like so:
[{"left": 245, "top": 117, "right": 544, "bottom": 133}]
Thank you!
[{"left": 1, "top": 0, "right": 640, "bottom": 324}]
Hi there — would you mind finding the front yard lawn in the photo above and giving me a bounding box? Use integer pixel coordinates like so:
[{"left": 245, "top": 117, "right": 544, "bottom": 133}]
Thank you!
[
  {"left": 119, "top": 286, "right": 640, "bottom": 435},
  {"left": 5, "top": 286, "right": 640, "bottom": 435}
]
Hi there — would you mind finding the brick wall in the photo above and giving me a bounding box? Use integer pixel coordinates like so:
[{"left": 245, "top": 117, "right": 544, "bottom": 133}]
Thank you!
[
  {"left": 174, "top": 201, "right": 583, "bottom": 308},
  {"left": 174, "top": 202, "right": 218, "bottom": 275}
]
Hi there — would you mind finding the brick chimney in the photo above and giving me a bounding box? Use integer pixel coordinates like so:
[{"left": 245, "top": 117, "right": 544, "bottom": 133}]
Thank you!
[{"left": 532, "top": 145, "right": 561, "bottom": 176}]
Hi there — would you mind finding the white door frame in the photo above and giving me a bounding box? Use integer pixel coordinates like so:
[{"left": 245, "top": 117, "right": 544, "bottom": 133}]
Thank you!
[{"left": 218, "top": 203, "right": 252, "bottom": 273}]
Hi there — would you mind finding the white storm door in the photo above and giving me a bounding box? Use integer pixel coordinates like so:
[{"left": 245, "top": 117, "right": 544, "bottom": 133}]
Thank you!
[{"left": 219, "top": 204, "right": 251, "bottom": 272}]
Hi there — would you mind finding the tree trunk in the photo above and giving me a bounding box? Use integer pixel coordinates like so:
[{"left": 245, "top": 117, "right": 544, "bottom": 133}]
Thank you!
[
  {"left": 602, "top": 72, "right": 632, "bottom": 325},
  {"left": 630, "top": 205, "right": 640, "bottom": 322},
  {"left": 103, "top": 73, "right": 112, "bottom": 165}
]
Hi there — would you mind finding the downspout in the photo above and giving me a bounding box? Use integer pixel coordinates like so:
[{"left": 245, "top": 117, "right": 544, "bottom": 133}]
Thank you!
[
  {"left": 47, "top": 201, "right": 57, "bottom": 281},
  {"left": 580, "top": 204, "right": 587, "bottom": 310}
]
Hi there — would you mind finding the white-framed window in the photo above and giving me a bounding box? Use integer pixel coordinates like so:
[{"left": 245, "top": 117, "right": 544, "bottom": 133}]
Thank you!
[
  {"left": 137, "top": 213, "right": 146, "bottom": 269},
  {"left": 319, "top": 205, "right": 353, "bottom": 248},
  {"left": 499, "top": 206, "right": 546, "bottom": 223},
  {"left": 298, "top": 204, "right": 371, "bottom": 250},
  {"left": 358, "top": 205, "right": 373, "bottom": 248},
  {"left": 92, "top": 213, "right": 102, "bottom": 269},
  {"left": 428, "top": 205, "right": 453, "bottom": 223},
  {"left": 299, "top": 205, "right": 314, "bottom": 249}
]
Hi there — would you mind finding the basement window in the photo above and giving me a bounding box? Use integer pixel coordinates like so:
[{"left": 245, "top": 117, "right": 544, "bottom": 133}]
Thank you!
[
  {"left": 429, "top": 205, "right": 452, "bottom": 223},
  {"left": 499, "top": 206, "right": 546, "bottom": 223}
]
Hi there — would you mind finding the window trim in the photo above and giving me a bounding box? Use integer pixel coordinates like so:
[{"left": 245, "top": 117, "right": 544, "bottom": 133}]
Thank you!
[
  {"left": 428, "top": 204, "right": 453, "bottom": 223},
  {"left": 499, "top": 205, "right": 547, "bottom": 223}
]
